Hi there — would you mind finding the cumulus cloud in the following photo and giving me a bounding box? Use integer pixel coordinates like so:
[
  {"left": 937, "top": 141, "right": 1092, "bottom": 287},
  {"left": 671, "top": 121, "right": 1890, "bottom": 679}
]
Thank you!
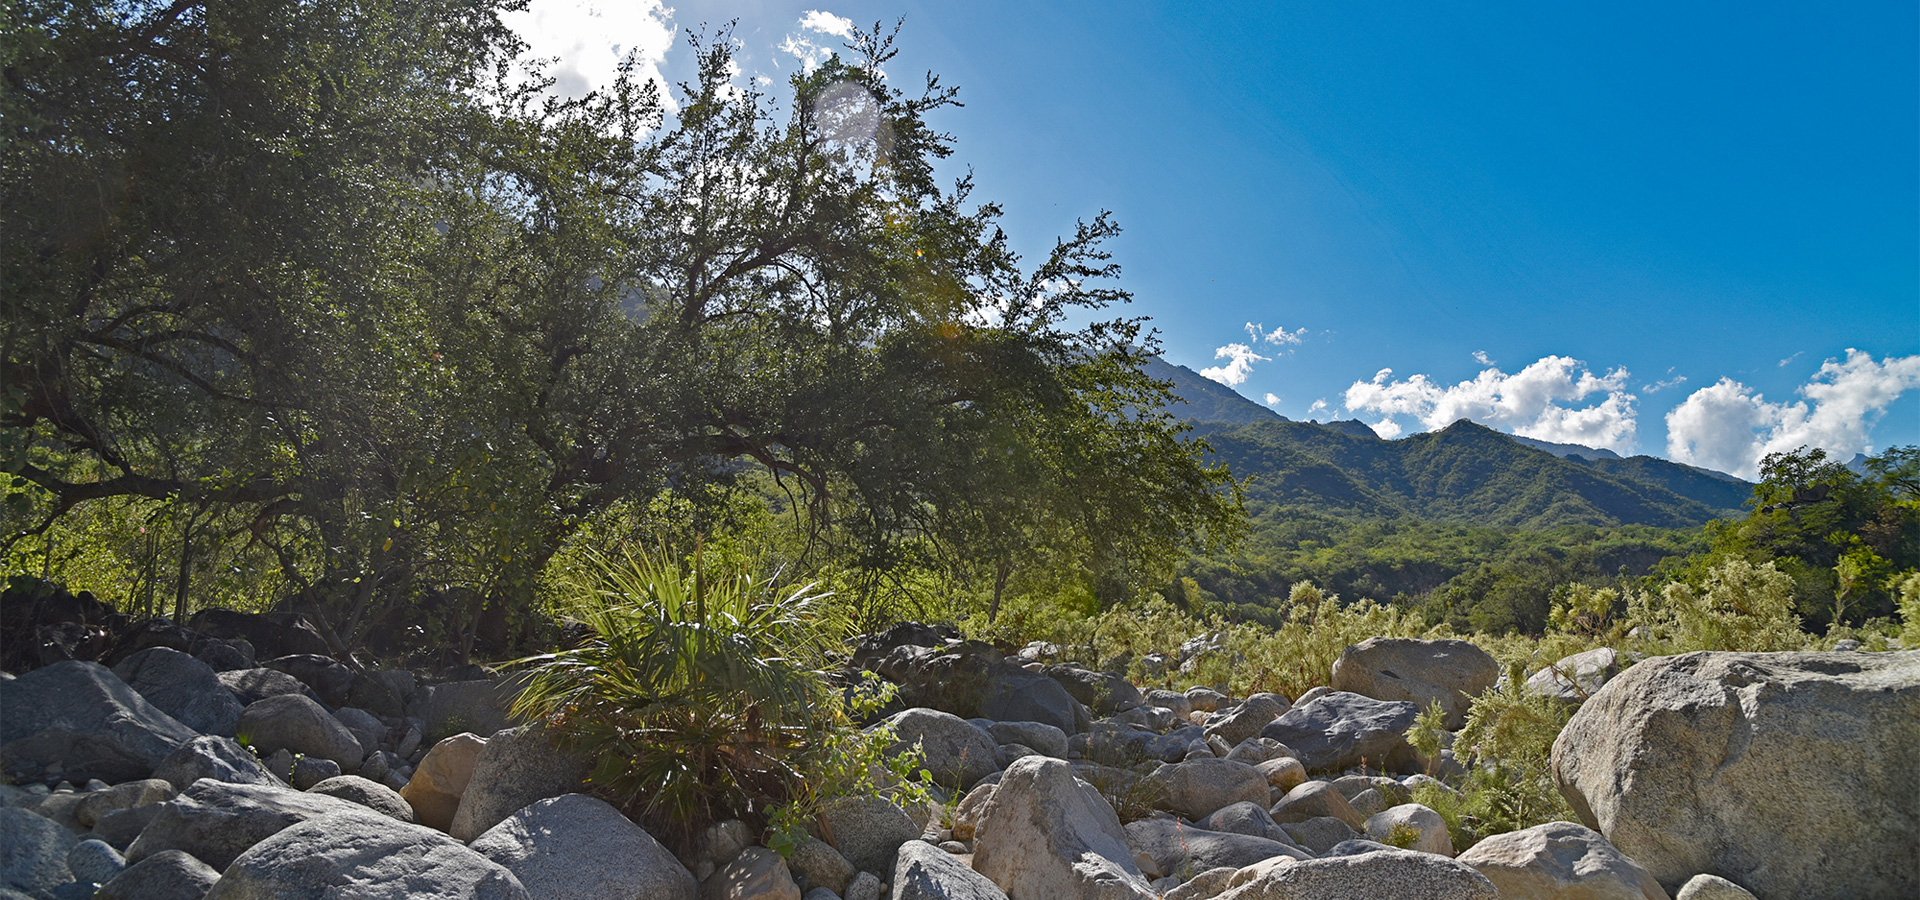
[
  {"left": 1666, "top": 350, "right": 1920, "bottom": 480},
  {"left": 1256, "top": 324, "right": 1308, "bottom": 347},
  {"left": 1343, "top": 356, "right": 1639, "bottom": 453},
  {"left": 1473, "top": 350, "right": 1495, "bottom": 366},
  {"left": 1199, "top": 343, "right": 1268, "bottom": 386},
  {"left": 1308, "top": 399, "right": 1329, "bottom": 415},
  {"left": 503, "top": 0, "right": 675, "bottom": 104},
  {"left": 1264, "top": 393, "right": 1282, "bottom": 406},
  {"left": 781, "top": 9, "right": 857, "bottom": 72}
]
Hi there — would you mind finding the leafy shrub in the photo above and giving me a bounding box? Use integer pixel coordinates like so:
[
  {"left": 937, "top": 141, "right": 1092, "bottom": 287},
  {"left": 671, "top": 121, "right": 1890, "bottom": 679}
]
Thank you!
[
  {"left": 1628, "top": 558, "right": 1805, "bottom": 653},
  {"left": 510, "top": 548, "right": 844, "bottom": 847},
  {"left": 1447, "top": 662, "right": 1577, "bottom": 838}
]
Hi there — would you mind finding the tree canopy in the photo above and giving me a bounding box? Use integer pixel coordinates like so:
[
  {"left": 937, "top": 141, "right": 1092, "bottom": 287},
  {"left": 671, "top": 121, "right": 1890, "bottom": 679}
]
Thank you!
[{"left": 2, "top": 1, "right": 1240, "bottom": 657}]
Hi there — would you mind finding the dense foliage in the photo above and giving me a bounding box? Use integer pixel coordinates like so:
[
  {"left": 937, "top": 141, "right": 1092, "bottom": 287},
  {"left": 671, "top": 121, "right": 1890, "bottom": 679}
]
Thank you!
[{"left": 1, "top": 1, "right": 1239, "bottom": 656}]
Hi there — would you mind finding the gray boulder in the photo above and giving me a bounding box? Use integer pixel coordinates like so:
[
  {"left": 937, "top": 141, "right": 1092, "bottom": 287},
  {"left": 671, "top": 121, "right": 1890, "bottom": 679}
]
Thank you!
[
  {"left": 1145, "top": 758, "right": 1269, "bottom": 821},
  {"left": 1280, "top": 817, "right": 1359, "bottom": 856},
  {"left": 153, "top": 735, "right": 281, "bottom": 791},
  {"left": 93, "top": 850, "right": 220, "bottom": 900},
  {"left": 0, "top": 661, "right": 197, "bottom": 784},
  {"left": 1195, "top": 802, "right": 1296, "bottom": 846},
  {"left": 125, "top": 778, "right": 368, "bottom": 870},
  {"left": 1454, "top": 821, "right": 1664, "bottom": 900},
  {"left": 1076, "top": 722, "right": 1191, "bottom": 767},
  {"left": 1674, "top": 874, "right": 1758, "bottom": 900},
  {"left": 65, "top": 839, "right": 124, "bottom": 885},
  {"left": 1362, "top": 803, "right": 1453, "bottom": 857},
  {"left": 980, "top": 668, "right": 1081, "bottom": 735},
  {"left": 882, "top": 709, "right": 999, "bottom": 791},
  {"left": 470, "top": 794, "right": 694, "bottom": 900},
  {"left": 215, "top": 668, "right": 321, "bottom": 708},
  {"left": 411, "top": 678, "right": 522, "bottom": 743},
  {"left": 788, "top": 839, "right": 855, "bottom": 897},
  {"left": 1202, "top": 694, "right": 1288, "bottom": 749},
  {"left": 1123, "top": 818, "right": 1310, "bottom": 877},
  {"left": 1, "top": 807, "right": 77, "bottom": 900},
  {"left": 1552, "top": 650, "right": 1920, "bottom": 900},
  {"left": 262, "top": 654, "right": 355, "bottom": 709},
  {"left": 820, "top": 797, "right": 918, "bottom": 875},
  {"left": 985, "top": 721, "right": 1068, "bottom": 758},
  {"left": 970, "top": 756, "right": 1154, "bottom": 900},
  {"left": 1143, "top": 689, "right": 1193, "bottom": 721},
  {"left": 1259, "top": 692, "right": 1420, "bottom": 774},
  {"left": 203, "top": 807, "right": 528, "bottom": 899},
  {"left": 1269, "top": 780, "right": 1364, "bottom": 830},
  {"left": 1183, "top": 687, "right": 1228, "bottom": 713},
  {"left": 1041, "top": 665, "right": 1144, "bottom": 716},
  {"left": 113, "top": 648, "right": 246, "bottom": 737},
  {"left": 1211, "top": 846, "right": 1496, "bottom": 900},
  {"left": 90, "top": 805, "right": 163, "bottom": 851},
  {"left": 704, "top": 846, "right": 799, "bottom": 900},
  {"left": 74, "top": 779, "right": 173, "bottom": 828},
  {"left": 891, "top": 839, "right": 1007, "bottom": 900},
  {"left": 448, "top": 724, "right": 589, "bottom": 841},
  {"left": 1525, "top": 647, "right": 1626, "bottom": 704},
  {"left": 307, "top": 775, "right": 415, "bottom": 823},
  {"left": 234, "top": 694, "right": 363, "bottom": 770},
  {"left": 1329, "top": 637, "right": 1498, "bottom": 729}
]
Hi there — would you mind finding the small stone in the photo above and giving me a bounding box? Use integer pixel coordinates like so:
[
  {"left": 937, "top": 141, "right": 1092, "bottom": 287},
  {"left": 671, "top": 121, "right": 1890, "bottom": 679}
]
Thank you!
[
  {"left": 1676, "top": 873, "right": 1760, "bottom": 900},
  {"left": 67, "top": 838, "right": 125, "bottom": 885}
]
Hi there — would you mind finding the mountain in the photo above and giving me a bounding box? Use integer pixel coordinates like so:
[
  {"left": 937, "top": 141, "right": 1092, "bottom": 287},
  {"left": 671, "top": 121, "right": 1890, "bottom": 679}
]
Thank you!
[
  {"left": 1508, "top": 435, "right": 1623, "bottom": 461},
  {"left": 1143, "top": 356, "right": 1284, "bottom": 426},
  {"left": 1193, "top": 418, "right": 1752, "bottom": 529}
]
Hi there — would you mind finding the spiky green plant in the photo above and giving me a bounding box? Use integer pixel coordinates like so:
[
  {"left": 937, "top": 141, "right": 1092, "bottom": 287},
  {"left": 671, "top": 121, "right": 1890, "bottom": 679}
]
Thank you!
[{"left": 510, "top": 548, "right": 844, "bottom": 846}]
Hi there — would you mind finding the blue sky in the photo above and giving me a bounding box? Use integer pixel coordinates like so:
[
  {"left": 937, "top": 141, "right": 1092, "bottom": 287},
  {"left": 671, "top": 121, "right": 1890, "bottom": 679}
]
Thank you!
[{"left": 510, "top": 1, "right": 1919, "bottom": 479}]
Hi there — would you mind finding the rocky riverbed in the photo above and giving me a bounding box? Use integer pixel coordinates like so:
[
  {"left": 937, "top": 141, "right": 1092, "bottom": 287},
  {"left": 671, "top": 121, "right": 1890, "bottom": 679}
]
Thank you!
[{"left": 2, "top": 610, "right": 1916, "bottom": 900}]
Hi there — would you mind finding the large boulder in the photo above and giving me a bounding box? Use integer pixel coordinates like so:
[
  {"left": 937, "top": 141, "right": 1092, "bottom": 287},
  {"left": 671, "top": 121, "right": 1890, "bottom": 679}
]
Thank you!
[
  {"left": 1526, "top": 648, "right": 1627, "bottom": 704},
  {"left": 1211, "top": 847, "right": 1497, "bottom": 900},
  {"left": 448, "top": 724, "right": 589, "bottom": 841},
  {"left": 234, "top": 694, "right": 364, "bottom": 770},
  {"left": 1, "top": 807, "right": 77, "bottom": 900},
  {"left": 203, "top": 807, "right": 528, "bottom": 899},
  {"left": 875, "top": 643, "right": 1080, "bottom": 735},
  {"left": 703, "top": 846, "right": 799, "bottom": 900},
  {"left": 410, "top": 678, "right": 523, "bottom": 742},
  {"left": 1362, "top": 803, "right": 1453, "bottom": 857},
  {"left": 985, "top": 721, "right": 1069, "bottom": 758},
  {"left": 187, "top": 608, "right": 332, "bottom": 661},
  {"left": 401, "top": 732, "right": 488, "bottom": 831},
  {"left": 125, "top": 779, "right": 369, "bottom": 871},
  {"left": 1123, "top": 819, "right": 1310, "bottom": 878},
  {"left": 470, "top": 794, "right": 695, "bottom": 900},
  {"left": 970, "top": 756, "right": 1155, "bottom": 900},
  {"left": 1268, "top": 780, "right": 1364, "bottom": 831},
  {"left": 217, "top": 668, "right": 322, "bottom": 707},
  {"left": 262, "top": 654, "right": 355, "bottom": 709},
  {"left": 980, "top": 667, "right": 1081, "bottom": 735},
  {"left": 74, "top": 778, "right": 173, "bottom": 828},
  {"left": 1042, "top": 665, "right": 1145, "bottom": 716},
  {"left": 1144, "top": 758, "right": 1269, "bottom": 821},
  {"left": 882, "top": 709, "right": 999, "bottom": 791},
  {"left": 819, "top": 796, "right": 918, "bottom": 876},
  {"left": 1455, "top": 821, "right": 1665, "bottom": 900},
  {"left": 113, "top": 647, "right": 246, "bottom": 736},
  {"left": 1258, "top": 692, "right": 1420, "bottom": 774},
  {"left": 891, "top": 839, "right": 1008, "bottom": 900},
  {"left": 93, "top": 849, "right": 221, "bottom": 900},
  {"left": 1329, "top": 638, "right": 1496, "bottom": 729},
  {"left": 1196, "top": 802, "right": 1296, "bottom": 846},
  {"left": 307, "top": 775, "right": 416, "bottom": 823},
  {"left": 152, "top": 735, "right": 282, "bottom": 791},
  {"left": 1203, "top": 695, "right": 1289, "bottom": 749},
  {"left": 1551, "top": 650, "right": 1920, "bottom": 900},
  {"left": 0, "top": 660, "right": 197, "bottom": 784}
]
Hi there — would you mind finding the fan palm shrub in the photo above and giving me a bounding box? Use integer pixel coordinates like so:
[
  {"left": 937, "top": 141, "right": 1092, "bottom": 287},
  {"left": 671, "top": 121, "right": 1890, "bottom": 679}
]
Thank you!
[{"left": 510, "top": 547, "right": 844, "bottom": 846}]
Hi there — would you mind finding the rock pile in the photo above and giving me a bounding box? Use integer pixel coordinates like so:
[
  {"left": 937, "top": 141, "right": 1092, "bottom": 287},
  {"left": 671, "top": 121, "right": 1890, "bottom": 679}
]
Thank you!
[{"left": 6, "top": 615, "right": 1909, "bottom": 900}]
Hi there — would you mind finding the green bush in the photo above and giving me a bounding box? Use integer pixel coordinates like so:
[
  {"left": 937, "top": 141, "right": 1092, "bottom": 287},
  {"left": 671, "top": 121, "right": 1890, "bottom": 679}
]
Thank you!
[
  {"left": 510, "top": 548, "right": 844, "bottom": 846},
  {"left": 1627, "top": 558, "right": 1805, "bottom": 653}
]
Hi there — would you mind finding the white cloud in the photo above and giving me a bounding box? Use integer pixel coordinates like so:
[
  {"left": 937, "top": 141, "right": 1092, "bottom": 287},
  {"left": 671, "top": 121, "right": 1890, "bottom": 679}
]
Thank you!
[
  {"left": 1308, "top": 399, "right": 1329, "bottom": 415},
  {"left": 1642, "top": 370, "right": 1688, "bottom": 394},
  {"left": 1264, "top": 393, "right": 1282, "bottom": 406},
  {"left": 1666, "top": 350, "right": 1920, "bottom": 480},
  {"left": 781, "top": 9, "right": 856, "bottom": 72},
  {"left": 503, "top": 0, "right": 675, "bottom": 104},
  {"left": 1473, "top": 350, "right": 1495, "bottom": 366},
  {"left": 798, "top": 10, "right": 856, "bottom": 38},
  {"left": 1199, "top": 343, "right": 1268, "bottom": 387},
  {"left": 1254, "top": 323, "right": 1308, "bottom": 347},
  {"left": 1779, "top": 351, "right": 1804, "bottom": 368},
  {"left": 1343, "top": 356, "right": 1639, "bottom": 453},
  {"left": 1370, "top": 419, "right": 1403, "bottom": 439}
]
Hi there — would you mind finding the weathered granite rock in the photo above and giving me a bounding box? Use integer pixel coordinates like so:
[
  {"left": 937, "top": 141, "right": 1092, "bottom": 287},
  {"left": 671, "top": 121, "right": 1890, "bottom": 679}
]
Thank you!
[
  {"left": 788, "top": 838, "right": 855, "bottom": 897},
  {"left": 1454, "top": 821, "right": 1666, "bottom": 900},
  {"left": 152, "top": 735, "right": 281, "bottom": 792},
  {"left": 882, "top": 709, "right": 999, "bottom": 791},
  {"left": 74, "top": 779, "right": 173, "bottom": 828},
  {"left": 92, "top": 849, "right": 220, "bottom": 900},
  {"left": 970, "top": 756, "right": 1155, "bottom": 900},
  {"left": 1268, "top": 780, "right": 1364, "bottom": 830},
  {"left": 1259, "top": 692, "right": 1420, "bottom": 774},
  {"left": 125, "top": 779, "right": 369, "bottom": 871},
  {"left": 65, "top": 838, "right": 124, "bottom": 885},
  {"left": 702, "top": 847, "right": 799, "bottom": 900},
  {"left": 0, "top": 661, "right": 197, "bottom": 784},
  {"left": 1124, "top": 818, "right": 1311, "bottom": 878},
  {"left": 985, "top": 721, "right": 1068, "bottom": 758},
  {"left": 470, "top": 794, "right": 695, "bottom": 900},
  {"left": 1203, "top": 695, "right": 1288, "bottom": 749},
  {"left": 216, "top": 668, "right": 322, "bottom": 708},
  {"left": 1145, "top": 758, "right": 1270, "bottom": 821},
  {"left": 1212, "top": 846, "right": 1497, "bottom": 900},
  {"left": 1042, "top": 665, "right": 1145, "bottom": 716},
  {"left": 1278, "top": 817, "right": 1359, "bottom": 856},
  {"left": 234, "top": 694, "right": 364, "bottom": 770},
  {"left": 1329, "top": 638, "right": 1498, "bottom": 729},
  {"left": 307, "top": 775, "right": 415, "bottom": 823},
  {"left": 262, "top": 654, "right": 355, "bottom": 709},
  {"left": 1526, "top": 648, "right": 1626, "bottom": 704},
  {"left": 411, "top": 678, "right": 523, "bottom": 743},
  {"left": 1144, "top": 690, "right": 1194, "bottom": 721},
  {"left": 1196, "top": 802, "right": 1297, "bottom": 846},
  {"left": 401, "top": 732, "right": 487, "bottom": 831},
  {"left": 90, "top": 805, "right": 163, "bottom": 851},
  {"left": 1254, "top": 757, "right": 1307, "bottom": 793},
  {"left": 448, "top": 725, "right": 588, "bottom": 841},
  {"left": 891, "top": 839, "right": 1007, "bottom": 900},
  {"left": 1363, "top": 803, "right": 1452, "bottom": 857},
  {"left": 1, "top": 807, "right": 77, "bottom": 899},
  {"left": 1551, "top": 650, "right": 1920, "bottom": 900},
  {"left": 820, "top": 797, "right": 919, "bottom": 876},
  {"left": 113, "top": 648, "right": 246, "bottom": 737},
  {"left": 202, "top": 807, "right": 528, "bottom": 899},
  {"left": 1673, "top": 874, "right": 1758, "bottom": 900}
]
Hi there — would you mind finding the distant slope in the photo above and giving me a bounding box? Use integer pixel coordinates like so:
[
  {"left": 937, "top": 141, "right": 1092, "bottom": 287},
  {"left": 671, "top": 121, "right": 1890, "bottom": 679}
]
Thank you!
[
  {"left": 1509, "top": 435, "right": 1623, "bottom": 461},
  {"left": 1570, "top": 456, "right": 1753, "bottom": 514},
  {"left": 1144, "top": 356, "right": 1284, "bottom": 426},
  {"left": 1196, "top": 418, "right": 1748, "bottom": 529}
]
